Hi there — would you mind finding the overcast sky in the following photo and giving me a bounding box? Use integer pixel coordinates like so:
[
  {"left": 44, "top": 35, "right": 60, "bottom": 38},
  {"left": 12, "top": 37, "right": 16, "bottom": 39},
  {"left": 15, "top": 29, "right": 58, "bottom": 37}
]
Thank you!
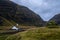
[{"left": 11, "top": 0, "right": 60, "bottom": 21}]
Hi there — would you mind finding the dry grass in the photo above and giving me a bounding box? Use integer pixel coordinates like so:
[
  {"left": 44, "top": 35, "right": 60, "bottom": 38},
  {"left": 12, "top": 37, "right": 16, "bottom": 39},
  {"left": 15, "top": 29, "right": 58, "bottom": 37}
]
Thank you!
[{"left": 6, "top": 27, "right": 60, "bottom": 40}]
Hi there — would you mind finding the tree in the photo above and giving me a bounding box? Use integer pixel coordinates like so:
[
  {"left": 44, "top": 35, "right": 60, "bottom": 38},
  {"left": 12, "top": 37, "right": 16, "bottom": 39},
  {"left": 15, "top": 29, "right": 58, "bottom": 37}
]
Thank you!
[{"left": 46, "top": 20, "right": 58, "bottom": 28}]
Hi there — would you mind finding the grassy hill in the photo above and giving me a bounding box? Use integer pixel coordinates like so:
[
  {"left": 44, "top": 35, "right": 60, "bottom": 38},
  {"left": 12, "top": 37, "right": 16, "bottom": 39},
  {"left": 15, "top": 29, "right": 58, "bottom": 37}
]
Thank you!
[
  {"left": 5, "top": 27, "right": 60, "bottom": 40},
  {"left": 0, "top": 16, "right": 16, "bottom": 26}
]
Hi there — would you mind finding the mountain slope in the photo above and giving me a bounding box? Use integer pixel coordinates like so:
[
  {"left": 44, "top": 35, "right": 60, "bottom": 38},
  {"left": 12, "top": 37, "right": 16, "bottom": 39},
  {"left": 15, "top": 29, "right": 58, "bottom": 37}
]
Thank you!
[
  {"left": 0, "top": 0, "right": 45, "bottom": 26},
  {"left": 49, "top": 14, "right": 60, "bottom": 25}
]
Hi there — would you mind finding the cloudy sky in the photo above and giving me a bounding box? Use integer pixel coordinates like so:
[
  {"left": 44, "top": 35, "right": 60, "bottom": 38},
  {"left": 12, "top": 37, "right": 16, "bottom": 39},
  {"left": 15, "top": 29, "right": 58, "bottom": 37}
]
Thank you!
[{"left": 11, "top": 0, "right": 60, "bottom": 21}]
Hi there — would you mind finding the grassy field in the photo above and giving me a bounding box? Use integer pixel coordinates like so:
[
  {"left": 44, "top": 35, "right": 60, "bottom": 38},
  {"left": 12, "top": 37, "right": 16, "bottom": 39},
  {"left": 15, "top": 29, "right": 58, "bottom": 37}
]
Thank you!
[
  {"left": 0, "top": 25, "right": 36, "bottom": 40},
  {"left": 0, "top": 33, "right": 13, "bottom": 40},
  {"left": 5, "top": 27, "right": 60, "bottom": 40},
  {"left": 0, "top": 29, "right": 19, "bottom": 40}
]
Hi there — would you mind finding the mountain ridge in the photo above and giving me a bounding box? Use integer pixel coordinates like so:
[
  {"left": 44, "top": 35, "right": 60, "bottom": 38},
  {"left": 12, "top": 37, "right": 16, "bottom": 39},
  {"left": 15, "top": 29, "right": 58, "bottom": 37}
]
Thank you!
[
  {"left": 0, "top": 0, "right": 45, "bottom": 26},
  {"left": 49, "top": 14, "right": 60, "bottom": 25}
]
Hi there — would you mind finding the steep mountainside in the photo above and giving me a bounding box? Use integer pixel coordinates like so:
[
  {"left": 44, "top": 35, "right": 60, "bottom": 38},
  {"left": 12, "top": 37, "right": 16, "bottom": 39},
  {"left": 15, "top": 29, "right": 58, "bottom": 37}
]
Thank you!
[
  {"left": 49, "top": 14, "right": 60, "bottom": 25},
  {"left": 0, "top": 0, "right": 45, "bottom": 26}
]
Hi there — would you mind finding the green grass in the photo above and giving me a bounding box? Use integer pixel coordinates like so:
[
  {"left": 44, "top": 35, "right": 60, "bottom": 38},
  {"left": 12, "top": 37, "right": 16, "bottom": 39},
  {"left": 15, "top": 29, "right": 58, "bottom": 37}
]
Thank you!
[
  {"left": 0, "top": 29, "right": 18, "bottom": 40},
  {"left": 5, "top": 27, "right": 60, "bottom": 40},
  {"left": 0, "top": 33, "right": 13, "bottom": 40}
]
